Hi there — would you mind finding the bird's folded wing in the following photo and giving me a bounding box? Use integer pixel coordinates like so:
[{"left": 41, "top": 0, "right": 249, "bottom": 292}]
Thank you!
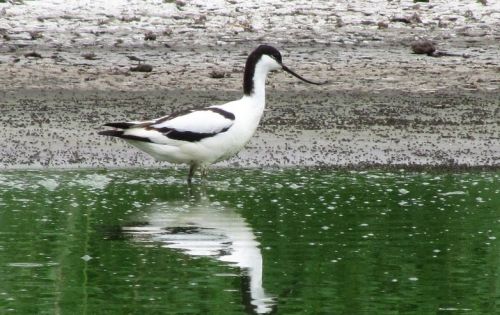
[{"left": 123, "top": 108, "right": 235, "bottom": 143}]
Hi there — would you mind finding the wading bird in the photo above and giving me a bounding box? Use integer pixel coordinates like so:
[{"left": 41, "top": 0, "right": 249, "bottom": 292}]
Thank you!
[{"left": 99, "top": 45, "right": 326, "bottom": 184}]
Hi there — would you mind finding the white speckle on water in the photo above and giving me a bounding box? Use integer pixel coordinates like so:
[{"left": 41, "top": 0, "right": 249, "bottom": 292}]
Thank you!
[
  {"left": 38, "top": 178, "right": 59, "bottom": 191},
  {"left": 289, "top": 183, "right": 300, "bottom": 189},
  {"left": 215, "top": 273, "right": 239, "bottom": 278},
  {"left": 7, "top": 262, "right": 44, "bottom": 268},
  {"left": 398, "top": 188, "right": 409, "bottom": 195},
  {"left": 409, "top": 277, "right": 418, "bottom": 281},
  {"left": 76, "top": 174, "right": 111, "bottom": 190},
  {"left": 81, "top": 255, "right": 92, "bottom": 262},
  {"left": 440, "top": 191, "right": 466, "bottom": 196}
]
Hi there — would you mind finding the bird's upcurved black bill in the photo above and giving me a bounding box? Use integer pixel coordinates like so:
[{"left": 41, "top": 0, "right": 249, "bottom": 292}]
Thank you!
[{"left": 282, "top": 65, "right": 327, "bottom": 85}]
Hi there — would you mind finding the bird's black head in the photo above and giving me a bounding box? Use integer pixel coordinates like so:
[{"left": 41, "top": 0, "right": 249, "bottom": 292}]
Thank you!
[
  {"left": 243, "top": 45, "right": 282, "bottom": 95},
  {"left": 253, "top": 45, "right": 283, "bottom": 65},
  {"left": 243, "top": 45, "right": 326, "bottom": 96}
]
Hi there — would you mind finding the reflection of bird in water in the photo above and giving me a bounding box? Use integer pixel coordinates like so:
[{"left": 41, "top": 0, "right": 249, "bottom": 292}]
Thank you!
[{"left": 123, "top": 190, "right": 276, "bottom": 314}]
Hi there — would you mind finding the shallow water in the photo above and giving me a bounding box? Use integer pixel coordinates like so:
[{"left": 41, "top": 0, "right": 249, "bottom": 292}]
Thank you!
[{"left": 0, "top": 169, "right": 498, "bottom": 314}]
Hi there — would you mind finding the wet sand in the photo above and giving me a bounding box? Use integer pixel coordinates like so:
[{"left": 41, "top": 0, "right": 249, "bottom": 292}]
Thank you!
[
  {"left": 1, "top": 88, "right": 498, "bottom": 169},
  {"left": 0, "top": 0, "right": 498, "bottom": 169}
]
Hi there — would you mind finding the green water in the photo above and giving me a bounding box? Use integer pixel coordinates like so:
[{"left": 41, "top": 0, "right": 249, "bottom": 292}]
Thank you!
[{"left": 0, "top": 169, "right": 498, "bottom": 314}]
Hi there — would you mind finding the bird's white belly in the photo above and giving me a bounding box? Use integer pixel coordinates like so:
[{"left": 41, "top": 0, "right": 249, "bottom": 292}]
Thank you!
[
  {"left": 188, "top": 119, "right": 257, "bottom": 164},
  {"left": 126, "top": 118, "right": 258, "bottom": 166}
]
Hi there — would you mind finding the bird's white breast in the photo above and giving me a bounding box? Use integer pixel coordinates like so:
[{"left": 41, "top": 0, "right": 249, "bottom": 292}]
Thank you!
[{"left": 201, "top": 96, "right": 265, "bottom": 163}]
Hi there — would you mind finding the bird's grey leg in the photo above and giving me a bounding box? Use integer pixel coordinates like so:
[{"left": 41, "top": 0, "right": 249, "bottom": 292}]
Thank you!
[
  {"left": 200, "top": 166, "right": 209, "bottom": 181},
  {"left": 188, "top": 164, "right": 197, "bottom": 185}
]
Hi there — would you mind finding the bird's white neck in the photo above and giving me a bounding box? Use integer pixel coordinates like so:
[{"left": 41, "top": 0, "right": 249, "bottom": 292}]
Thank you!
[{"left": 247, "top": 68, "right": 267, "bottom": 106}]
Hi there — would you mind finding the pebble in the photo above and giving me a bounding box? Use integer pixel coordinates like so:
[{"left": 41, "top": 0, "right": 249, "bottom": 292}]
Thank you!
[{"left": 130, "top": 64, "right": 153, "bottom": 72}]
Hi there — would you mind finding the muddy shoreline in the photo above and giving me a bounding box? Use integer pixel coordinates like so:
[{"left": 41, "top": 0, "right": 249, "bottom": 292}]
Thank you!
[
  {"left": 1, "top": 88, "right": 498, "bottom": 170},
  {"left": 0, "top": 0, "right": 498, "bottom": 170}
]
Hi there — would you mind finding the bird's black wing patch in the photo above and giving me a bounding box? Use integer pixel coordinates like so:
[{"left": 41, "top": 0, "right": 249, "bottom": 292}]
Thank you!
[
  {"left": 206, "top": 107, "right": 235, "bottom": 120},
  {"left": 148, "top": 107, "right": 235, "bottom": 142},
  {"left": 153, "top": 126, "right": 231, "bottom": 142},
  {"left": 104, "top": 122, "right": 139, "bottom": 129},
  {"left": 98, "top": 130, "right": 153, "bottom": 143}
]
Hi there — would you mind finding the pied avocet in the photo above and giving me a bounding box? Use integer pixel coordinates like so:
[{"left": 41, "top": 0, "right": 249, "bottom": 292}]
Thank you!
[{"left": 99, "top": 45, "right": 325, "bottom": 183}]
